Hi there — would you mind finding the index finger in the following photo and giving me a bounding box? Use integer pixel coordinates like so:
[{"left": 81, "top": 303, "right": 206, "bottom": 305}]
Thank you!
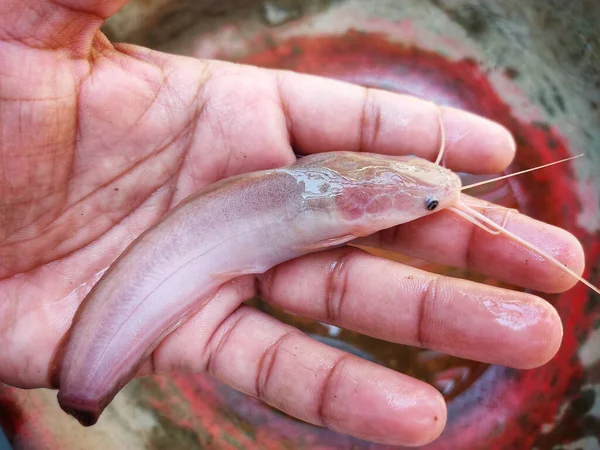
[{"left": 274, "top": 70, "right": 516, "bottom": 174}]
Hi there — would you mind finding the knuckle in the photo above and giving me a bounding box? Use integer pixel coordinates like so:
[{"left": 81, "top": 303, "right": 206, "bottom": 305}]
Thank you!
[
  {"left": 378, "top": 223, "right": 403, "bottom": 249},
  {"left": 359, "top": 87, "right": 382, "bottom": 152},
  {"left": 255, "top": 330, "right": 298, "bottom": 400},
  {"left": 464, "top": 219, "right": 479, "bottom": 271},
  {"left": 205, "top": 308, "right": 250, "bottom": 375},
  {"left": 324, "top": 249, "right": 355, "bottom": 323},
  {"left": 417, "top": 277, "right": 441, "bottom": 348},
  {"left": 316, "top": 354, "right": 349, "bottom": 428}
]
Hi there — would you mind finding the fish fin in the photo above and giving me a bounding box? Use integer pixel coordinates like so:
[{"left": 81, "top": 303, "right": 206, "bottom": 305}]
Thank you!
[
  {"left": 211, "top": 268, "right": 263, "bottom": 283},
  {"left": 294, "top": 234, "right": 356, "bottom": 252}
]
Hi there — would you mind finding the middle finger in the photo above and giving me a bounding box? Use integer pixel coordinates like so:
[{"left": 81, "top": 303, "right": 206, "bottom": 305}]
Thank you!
[{"left": 357, "top": 195, "right": 585, "bottom": 294}]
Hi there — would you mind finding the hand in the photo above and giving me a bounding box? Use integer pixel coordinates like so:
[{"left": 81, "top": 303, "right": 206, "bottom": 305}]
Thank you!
[{"left": 0, "top": 1, "right": 583, "bottom": 446}]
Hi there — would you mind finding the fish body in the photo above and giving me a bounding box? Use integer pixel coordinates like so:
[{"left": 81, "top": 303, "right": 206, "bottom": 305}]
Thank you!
[{"left": 56, "top": 152, "right": 461, "bottom": 425}]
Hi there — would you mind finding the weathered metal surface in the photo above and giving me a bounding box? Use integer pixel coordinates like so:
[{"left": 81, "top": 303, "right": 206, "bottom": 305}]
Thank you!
[{"left": 1, "top": 1, "right": 599, "bottom": 449}]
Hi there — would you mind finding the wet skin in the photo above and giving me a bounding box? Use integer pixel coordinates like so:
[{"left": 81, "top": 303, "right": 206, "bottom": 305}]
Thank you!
[{"left": 0, "top": 1, "right": 584, "bottom": 446}]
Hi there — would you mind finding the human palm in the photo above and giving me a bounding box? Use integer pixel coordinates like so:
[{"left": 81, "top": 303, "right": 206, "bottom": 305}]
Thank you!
[{"left": 0, "top": 1, "right": 584, "bottom": 446}]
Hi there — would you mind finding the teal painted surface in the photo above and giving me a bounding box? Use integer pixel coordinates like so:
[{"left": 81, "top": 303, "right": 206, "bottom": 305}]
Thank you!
[{"left": 0, "top": 428, "right": 10, "bottom": 450}]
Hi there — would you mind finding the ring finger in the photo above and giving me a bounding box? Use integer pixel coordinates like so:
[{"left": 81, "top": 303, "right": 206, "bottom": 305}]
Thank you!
[{"left": 257, "top": 247, "right": 563, "bottom": 369}]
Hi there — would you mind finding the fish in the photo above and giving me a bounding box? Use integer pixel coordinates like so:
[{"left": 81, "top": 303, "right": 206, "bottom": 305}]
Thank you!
[{"left": 54, "top": 151, "right": 461, "bottom": 426}]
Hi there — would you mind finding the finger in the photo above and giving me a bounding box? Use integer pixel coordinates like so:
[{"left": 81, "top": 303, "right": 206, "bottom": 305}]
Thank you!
[
  {"left": 151, "top": 282, "right": 446, "bottom": 446},
  {"left": 257, "top": 248, "right": 563, "bottom": 370},
  {"left": 2, "top": 1, "right": 128, "bottom": 53},
  {"left": 357, "top": 195, "right": 586, "bottom": 294},
  {"left": 203, "top": 306, "right": 446, "bottom": 447},
  {"left": 273, "top": 70, "right": 516, "bottom": 174}
]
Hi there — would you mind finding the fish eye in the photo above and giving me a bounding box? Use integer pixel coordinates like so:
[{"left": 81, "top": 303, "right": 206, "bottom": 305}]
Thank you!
[{"left": 425, "top": 197, "right": 439, "bottom": 211}]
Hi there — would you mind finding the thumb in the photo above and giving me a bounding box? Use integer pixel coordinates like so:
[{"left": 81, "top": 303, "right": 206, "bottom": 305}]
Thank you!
[{"left": 1, "top": 1, "right": 129, "bottom": 55}]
